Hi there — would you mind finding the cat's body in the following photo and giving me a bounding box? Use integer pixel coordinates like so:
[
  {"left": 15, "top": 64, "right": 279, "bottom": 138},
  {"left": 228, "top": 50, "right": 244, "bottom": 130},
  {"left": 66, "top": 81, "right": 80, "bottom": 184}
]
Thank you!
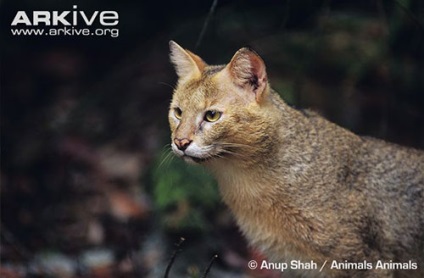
[{"left": 168, "top": 41, "right": 424, "bottom": 277}]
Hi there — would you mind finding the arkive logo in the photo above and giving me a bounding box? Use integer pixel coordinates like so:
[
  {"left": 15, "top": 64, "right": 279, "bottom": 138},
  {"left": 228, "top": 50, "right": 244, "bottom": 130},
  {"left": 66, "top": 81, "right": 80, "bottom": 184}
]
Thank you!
[
  {"left": 10, "top": 5, "right": 119, "bottom": 38},
  {"left": 11, "top": 5, "right": 118, "bottom": 26}
]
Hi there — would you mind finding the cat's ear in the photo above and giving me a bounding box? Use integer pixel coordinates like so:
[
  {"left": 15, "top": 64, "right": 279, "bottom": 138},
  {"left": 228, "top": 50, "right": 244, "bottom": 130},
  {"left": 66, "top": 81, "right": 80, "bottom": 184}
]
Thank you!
[
  {"left": 169, "top": 41, "right": 206, "bottom": 81},
  {"left": 225, "top": 47, "right": 268, "bottom": 103}
]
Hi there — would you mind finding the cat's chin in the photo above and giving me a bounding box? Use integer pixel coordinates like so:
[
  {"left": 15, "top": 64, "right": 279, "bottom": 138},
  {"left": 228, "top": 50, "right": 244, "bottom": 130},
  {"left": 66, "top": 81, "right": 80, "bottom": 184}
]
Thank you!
[
  {"left": 183, "top": 156, "right": 198, "bottom": 165},
  {"left": 183, "top": 155, "right": 210, "bottom": 164}
]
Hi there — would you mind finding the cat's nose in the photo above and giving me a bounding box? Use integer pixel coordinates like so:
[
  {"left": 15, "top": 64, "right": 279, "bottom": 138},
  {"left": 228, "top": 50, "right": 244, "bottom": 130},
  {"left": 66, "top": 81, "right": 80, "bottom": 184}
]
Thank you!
[{"left": 174, "top": 138, "right": 192, "bottom": 151}]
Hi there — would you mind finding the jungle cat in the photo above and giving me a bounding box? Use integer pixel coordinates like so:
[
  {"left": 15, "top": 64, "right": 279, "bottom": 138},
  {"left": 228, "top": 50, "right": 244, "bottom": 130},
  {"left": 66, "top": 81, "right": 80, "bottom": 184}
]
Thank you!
[{"left": 167, "top": 41, "right": 424, "bottom": 277}]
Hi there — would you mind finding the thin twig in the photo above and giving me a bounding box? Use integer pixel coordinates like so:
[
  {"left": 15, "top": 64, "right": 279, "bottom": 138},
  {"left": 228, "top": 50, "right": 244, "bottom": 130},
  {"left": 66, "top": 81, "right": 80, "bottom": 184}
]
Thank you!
[
  {"left": 195, "top": 0, "right": 219, "bottom": 50},
  {"left": 394, "top": 0, "right": 424, "bottom": 33},
  {"left": 0, "top": 223, "right": 32, "bottom": 260},
  {"left": 279, "top": 0, "right": 291, "bottom": 30},
  {"left": 201, "top": 254, "right": 218, "bottom": 278},
  {"left": 164, "top": 237, "right": 185, "bottom": 278},
  {"left": 376, "top": 0, "right": 390, "bottom": 35}
]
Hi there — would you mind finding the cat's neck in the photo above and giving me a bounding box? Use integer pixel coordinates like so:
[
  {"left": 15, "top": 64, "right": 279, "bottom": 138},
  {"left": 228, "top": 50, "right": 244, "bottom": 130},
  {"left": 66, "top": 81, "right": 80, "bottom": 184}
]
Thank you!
[
  {"left": 209, "top": 161, "right": 280, "bottom": 208},
  {"left": 204, "top": 91, "right": 323, "bottom": 204}
]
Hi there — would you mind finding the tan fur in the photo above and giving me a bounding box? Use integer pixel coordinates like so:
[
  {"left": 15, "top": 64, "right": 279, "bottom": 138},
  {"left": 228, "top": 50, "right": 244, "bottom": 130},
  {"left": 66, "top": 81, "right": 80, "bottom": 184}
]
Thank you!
[{"left": 168, "top": 41, "right": 424, "bottom": 277}]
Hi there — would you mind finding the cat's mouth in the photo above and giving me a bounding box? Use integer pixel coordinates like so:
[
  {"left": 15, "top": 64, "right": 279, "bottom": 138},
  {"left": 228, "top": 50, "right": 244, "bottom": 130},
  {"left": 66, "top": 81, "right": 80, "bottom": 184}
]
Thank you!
[{"left": 171, "top": 141, "right": 226, "bottom": 164}]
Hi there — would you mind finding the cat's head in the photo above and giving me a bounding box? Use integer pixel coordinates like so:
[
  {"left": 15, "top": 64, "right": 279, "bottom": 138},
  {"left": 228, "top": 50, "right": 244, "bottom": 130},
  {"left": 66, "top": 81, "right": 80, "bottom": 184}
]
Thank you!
[{"left": 168, "top": 41, "right": 272, "bottom": 165}]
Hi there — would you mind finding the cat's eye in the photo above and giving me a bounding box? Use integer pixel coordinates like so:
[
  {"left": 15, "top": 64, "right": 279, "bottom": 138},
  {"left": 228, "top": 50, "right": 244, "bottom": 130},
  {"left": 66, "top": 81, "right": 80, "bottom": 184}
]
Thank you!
[
  {"left": 204, "top": 110, "right": 222, "bottom": 122},
  {"left": 174, "top": 108, "right": 182, "bottom": 119}
]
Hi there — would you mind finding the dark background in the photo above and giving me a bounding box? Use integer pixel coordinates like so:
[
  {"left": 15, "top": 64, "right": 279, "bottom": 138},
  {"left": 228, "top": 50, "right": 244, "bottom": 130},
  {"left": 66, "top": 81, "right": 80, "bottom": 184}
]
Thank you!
[{"left": 1, "top": 0, "right": 423, "bottom": 277}]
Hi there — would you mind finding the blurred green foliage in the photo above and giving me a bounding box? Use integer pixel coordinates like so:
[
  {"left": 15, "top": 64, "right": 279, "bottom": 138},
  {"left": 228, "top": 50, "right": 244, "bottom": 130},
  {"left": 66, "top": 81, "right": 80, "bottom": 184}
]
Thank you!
[{"left": 152, "top": 150, "right": 219, "bottom": 233}]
